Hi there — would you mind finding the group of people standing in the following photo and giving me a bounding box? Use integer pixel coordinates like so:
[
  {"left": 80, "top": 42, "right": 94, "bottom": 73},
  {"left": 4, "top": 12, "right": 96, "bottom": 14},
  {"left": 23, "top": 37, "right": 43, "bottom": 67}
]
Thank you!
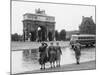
[
  {"left": 38, "top": 42, "right": 81, "bottom": 70},
  {"left": 39, "top": 42, "right": 62, "bottom": 69}
]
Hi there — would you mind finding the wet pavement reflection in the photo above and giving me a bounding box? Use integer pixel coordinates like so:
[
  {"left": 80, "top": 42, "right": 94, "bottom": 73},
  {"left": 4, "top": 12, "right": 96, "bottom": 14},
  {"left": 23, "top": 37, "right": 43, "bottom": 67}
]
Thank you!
[{"left": 12, "top": 47, "right": 95, "bottom": 74}]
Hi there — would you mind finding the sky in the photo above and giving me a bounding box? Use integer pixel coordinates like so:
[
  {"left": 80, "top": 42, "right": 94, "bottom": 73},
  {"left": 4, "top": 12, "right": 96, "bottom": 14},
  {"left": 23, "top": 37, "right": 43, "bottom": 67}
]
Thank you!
[{"left": 12, "top": 1, "right": 95, "bottom": 35}]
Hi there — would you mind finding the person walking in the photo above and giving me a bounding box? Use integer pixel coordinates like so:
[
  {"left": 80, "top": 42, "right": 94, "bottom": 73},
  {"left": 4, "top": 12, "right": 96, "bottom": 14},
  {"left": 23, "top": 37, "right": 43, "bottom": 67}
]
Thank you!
[
  {"left": 55, "top": 42, "right": 62, "bottom": 67},
  {"left": 73, "top": 43, "right": 81, "bottom": 64}
]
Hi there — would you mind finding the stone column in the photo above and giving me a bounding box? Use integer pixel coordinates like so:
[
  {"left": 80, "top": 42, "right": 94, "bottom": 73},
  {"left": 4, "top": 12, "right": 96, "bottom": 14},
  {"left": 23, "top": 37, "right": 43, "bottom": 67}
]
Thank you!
[
  {"left": 24, "top": 30, "right": 28, "bottom": 41},
  {"left": 36, "top": 29, "right": 38, "bottom": 42},
  {"left": 23, "top": 31, "right": 25, "bottom": 42},
  {"left": 46, "top": 29, "right": 49, "bottom": 41},
  {"left": 52, "top": 31, "right": 54, "bottom": 41},
  {"left": 53, "top": 31, "right": 55, "bottom": 41},
  {"left": 45, "top": 27, "right": 48, "bottom": 41}
]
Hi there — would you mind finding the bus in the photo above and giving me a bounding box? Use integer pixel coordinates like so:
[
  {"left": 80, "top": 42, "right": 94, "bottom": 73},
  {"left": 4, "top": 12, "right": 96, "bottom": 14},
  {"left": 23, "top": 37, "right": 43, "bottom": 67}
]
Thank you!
[{"left": 70, "top": 34, "right": 96, "bottom": 48}]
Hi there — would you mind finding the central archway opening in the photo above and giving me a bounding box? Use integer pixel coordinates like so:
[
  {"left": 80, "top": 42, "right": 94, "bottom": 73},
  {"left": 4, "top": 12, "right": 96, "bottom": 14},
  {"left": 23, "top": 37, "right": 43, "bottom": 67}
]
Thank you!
[{"left": 37, "top": 26, "right": 47, "bottom": 42}]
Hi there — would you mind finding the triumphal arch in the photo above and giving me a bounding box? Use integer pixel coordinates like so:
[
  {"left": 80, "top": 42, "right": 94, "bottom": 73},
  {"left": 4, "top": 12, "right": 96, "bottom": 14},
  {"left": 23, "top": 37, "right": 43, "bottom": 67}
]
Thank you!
[{"left": 23, "top": 9, "right": 55, "bottom": 41}]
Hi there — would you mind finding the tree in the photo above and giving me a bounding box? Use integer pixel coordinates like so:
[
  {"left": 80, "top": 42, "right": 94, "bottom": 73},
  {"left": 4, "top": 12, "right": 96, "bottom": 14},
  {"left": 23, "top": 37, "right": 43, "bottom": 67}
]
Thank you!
[
  {"left": 59, "top": 29, "right": 66, "bottom": 41},
  {"left": 48, "top": 32, "right": 53, "bottom": 41},
  {"left": 11, "top": 33, "right": 23, "bottom": 41},
  {"left": 55, "top": 30, "right": 60, "bottom": 41},
  {"left": 11, "top": 33, "right": 19, "bottom": 41}
]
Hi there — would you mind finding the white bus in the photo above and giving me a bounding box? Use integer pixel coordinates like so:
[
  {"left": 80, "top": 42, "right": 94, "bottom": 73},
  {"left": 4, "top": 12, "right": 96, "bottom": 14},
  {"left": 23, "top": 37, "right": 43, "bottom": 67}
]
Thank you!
[{"left": 70, "top": 34, "right": 96, "bottom": 48}]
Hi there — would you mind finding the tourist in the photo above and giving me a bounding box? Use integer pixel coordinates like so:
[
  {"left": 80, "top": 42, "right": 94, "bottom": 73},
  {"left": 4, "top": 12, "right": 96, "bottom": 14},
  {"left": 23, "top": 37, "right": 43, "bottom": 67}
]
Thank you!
[
  {"left": 73, "top": 43, "right": 81, "bottom": 64},
  {"left": 48, "top": 42, "right": 56, "bottom": 68},
  {"left": 38, "top": 42, "right": 48, "bottom": 69},
  {"left": 55, "top": 42, "right": 62, "bottom": 67}
]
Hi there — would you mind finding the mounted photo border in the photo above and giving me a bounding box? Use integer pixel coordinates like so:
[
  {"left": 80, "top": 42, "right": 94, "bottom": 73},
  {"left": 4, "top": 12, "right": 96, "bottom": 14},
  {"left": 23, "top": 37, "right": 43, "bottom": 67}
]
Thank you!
[{"left": 10, "top": 0, "right": 96, "bottom": 75}]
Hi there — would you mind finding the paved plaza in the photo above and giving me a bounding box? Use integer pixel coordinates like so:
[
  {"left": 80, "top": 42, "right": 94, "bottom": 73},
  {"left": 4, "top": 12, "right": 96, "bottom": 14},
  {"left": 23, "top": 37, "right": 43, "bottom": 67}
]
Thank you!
[
  {"left": 11, "top": 41, "right": 96, "bottom": 74},
  {"left": 15, "top": 60, "right": 95, "bottom": 75}
]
